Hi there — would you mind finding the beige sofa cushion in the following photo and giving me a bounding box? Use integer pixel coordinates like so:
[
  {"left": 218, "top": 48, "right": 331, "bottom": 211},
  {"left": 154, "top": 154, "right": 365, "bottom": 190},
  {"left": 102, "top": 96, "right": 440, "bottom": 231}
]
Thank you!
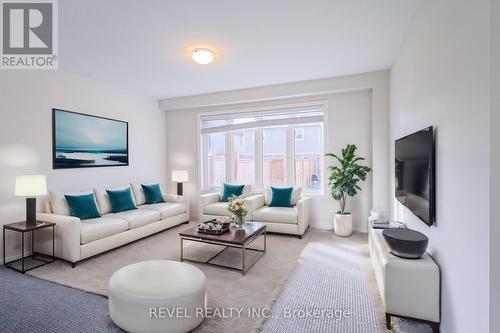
[
  {"left": 204, "top": 202, "right": 231, "bottom": 216},
  {"left": 80, "top": 216, "right": 129, "bottom": 244},
  {"left": 94, "top": 184, "right": 135, "bottom": 214},
  {"left": 111, "top": 209, "right": 161, "bottom": 229},
  {"left": 139, "top": 202, "right": 187, "bottom": 219},
  {"left": 253, "top": 206, "right": 298, "bottom": 224},
  {"left": 49, "top": 189, "right": 96, "bottom": 216},
  {"left": 264, "top": 187, "right": 302, "bottom": 206}
]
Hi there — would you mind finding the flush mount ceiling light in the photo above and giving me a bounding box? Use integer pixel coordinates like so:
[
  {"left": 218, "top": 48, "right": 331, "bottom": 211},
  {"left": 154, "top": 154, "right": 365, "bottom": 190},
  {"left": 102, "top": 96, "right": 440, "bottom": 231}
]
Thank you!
[{"left": 192, "top": 48, "right": 215, "bottom": 64}]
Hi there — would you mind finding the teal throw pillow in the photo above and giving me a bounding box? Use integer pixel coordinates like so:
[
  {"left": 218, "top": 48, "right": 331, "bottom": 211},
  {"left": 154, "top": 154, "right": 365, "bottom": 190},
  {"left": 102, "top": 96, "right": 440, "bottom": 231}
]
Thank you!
[
  {"left": 141, "top": 184, "right": 165, "bottom": 204},
  {"left": 221, "top": 183, "right": 245, "bottom": 202},
  {"left": 106, "top": 187, "right": 137, "bottom": 213},
  {"left": 65, "top": 193, "right": 101, "bottom": 220},
  {"left": 269, "top": 187, "right": 293, "bottom": 207}
]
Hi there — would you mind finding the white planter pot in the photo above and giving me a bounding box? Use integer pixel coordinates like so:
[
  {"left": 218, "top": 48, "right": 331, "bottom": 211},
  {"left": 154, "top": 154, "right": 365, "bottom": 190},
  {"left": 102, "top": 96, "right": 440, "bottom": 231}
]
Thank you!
[{"left": 334, "top": 213, "right": 353, "bottom": 237}]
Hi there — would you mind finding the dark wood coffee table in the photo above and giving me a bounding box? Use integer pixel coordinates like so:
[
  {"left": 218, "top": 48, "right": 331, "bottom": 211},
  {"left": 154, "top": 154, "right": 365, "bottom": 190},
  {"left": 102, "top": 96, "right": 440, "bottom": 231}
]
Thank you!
[{"left": 179, "top": 223, "right": 266, "bottom": 275}]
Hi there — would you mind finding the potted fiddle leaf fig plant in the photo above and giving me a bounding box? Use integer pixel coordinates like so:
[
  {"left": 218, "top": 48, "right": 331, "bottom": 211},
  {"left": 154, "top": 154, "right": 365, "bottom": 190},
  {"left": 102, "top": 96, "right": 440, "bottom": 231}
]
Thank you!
[{"left": 325, "top": 144, "right": 371, "bottom": 236}]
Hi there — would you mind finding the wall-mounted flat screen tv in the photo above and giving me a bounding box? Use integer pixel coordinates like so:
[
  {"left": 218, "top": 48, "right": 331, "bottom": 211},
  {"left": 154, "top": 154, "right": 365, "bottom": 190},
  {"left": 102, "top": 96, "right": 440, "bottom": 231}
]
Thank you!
[
  {"left": 395, "top": 126, "right": 435, "bottom": 226},
  {"left": 52, "top": 109, "right": 129, "bottom": 169}
]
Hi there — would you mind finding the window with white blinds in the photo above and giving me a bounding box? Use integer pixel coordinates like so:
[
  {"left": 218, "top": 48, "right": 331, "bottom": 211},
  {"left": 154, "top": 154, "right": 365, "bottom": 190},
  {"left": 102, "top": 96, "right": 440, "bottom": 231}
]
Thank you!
[{"left": 199, "top": 102, "right": 325, "bottom": 192}]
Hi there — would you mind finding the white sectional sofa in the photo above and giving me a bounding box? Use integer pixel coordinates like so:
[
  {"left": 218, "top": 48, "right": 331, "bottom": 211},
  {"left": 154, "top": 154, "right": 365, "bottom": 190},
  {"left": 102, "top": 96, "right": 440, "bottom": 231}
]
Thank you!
[
  {"left": 35, "top": 183, "right": 189, "bottom": 266},
  {"left": 199, "top": 186, "right": 310, "bottom": 238}
]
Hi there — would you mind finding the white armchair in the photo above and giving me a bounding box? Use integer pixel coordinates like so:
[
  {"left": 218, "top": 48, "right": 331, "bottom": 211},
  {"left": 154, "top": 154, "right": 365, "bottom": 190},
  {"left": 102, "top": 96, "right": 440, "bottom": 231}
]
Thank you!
[
  {"left": 243, "top": 194, "right": 264, "bottom": 221},
  {"left": 251, "top": 194, "right": 310, "bottom": 238},
  {"left": 199, "top": 192, "right": 262, "bottom": 222},
  {"left": 199, "top": 192, "right": 223, "bottom": 222},
  {"left": 199, "top": 192, "right": 220, "bottom": 207},
  {"left": 198, "top": 184, "right": 255, "bottom": 222},
  {"left": 296, "top": 197, "right": 311, "bottom": 237}
]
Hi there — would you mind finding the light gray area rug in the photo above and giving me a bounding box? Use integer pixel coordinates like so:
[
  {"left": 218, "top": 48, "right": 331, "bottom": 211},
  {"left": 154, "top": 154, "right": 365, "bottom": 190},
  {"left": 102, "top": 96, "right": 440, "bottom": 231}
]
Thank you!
[
  {"left": 28, "top": 222, "right": 309, "bottom": 333},
  {"left": 26, "top": 223, "right": 433, "bottom": 333},
  {"left": 260, "top": 232, "right": 434, "bottom": 333},
  {"left": 261, "top": 233, "right": 383, "bottom": 332}
]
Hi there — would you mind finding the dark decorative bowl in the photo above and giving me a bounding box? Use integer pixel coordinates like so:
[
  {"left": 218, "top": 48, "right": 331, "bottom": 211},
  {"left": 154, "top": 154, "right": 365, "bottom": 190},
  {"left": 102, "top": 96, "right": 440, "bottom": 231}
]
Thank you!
[{"left": 382, "top": 228, "right": 428, "bottom": 259}]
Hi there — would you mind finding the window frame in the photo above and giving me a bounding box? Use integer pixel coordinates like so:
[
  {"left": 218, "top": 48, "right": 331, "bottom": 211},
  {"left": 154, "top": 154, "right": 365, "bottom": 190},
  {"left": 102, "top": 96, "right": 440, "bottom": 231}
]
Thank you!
[
  {"left": 293, "top": 122, "right": 325, "bottom": 192},
  {"left": 198, "top": 101, "right": 327, "bottom": 195},
  {"left": 201, "top": 131, "right": 228, "bottom": 190},
  {"left": 262, "top": 125, "right": 290, "bottom": 189},
  {"left": 294, "top": 127, "right": 304, "bottom": 141},
  {"left": 231, "top": 128, "right": 257, "bottom": 186}
]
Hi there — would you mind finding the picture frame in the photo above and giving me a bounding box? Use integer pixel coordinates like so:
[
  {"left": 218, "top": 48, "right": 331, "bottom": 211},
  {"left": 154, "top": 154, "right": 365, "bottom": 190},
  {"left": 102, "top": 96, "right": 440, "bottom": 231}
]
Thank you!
[{"left": 52, "top": 109, "right": 129, "bottom": 169}]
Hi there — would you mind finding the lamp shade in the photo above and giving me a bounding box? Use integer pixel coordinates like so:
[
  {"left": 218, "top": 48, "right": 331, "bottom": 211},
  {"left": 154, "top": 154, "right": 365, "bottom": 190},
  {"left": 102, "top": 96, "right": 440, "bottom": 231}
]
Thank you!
[
  {"left": 171, "top": 170, "right": 188, "bottom": 183},
  {"left": 15, "top": 175, "right": 47, "bottom": 197}
]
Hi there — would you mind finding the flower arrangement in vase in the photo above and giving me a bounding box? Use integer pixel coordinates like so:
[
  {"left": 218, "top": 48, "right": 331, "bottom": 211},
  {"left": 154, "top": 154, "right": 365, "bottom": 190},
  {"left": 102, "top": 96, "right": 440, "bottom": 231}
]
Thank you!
[{"left": 227, "top": 195, "right": 248, "bottom": 228}]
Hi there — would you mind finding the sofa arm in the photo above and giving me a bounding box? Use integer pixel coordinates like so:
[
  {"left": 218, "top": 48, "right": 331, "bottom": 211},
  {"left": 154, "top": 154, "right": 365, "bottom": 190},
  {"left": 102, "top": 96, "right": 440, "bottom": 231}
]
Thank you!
[
  {"left": 36, "top": 213, "right": 81, "bottom": 263},
  {"left": 297, "top": 197, "right": 311, "bottom": 235},
  {"left": 198, "top": 192, "right": 220, "bottom": 222},
  {"left": 164, "top": 194, "right": 185, "bottom": 203},
  {"left": 164, "top": 194, "right": 190, "bottom": 214},
  {"left": 199, "top": 192, "right": 220, "bottom": 206},
  {"left": 244, "top": 194, "right": 265, "bottom": 220}
]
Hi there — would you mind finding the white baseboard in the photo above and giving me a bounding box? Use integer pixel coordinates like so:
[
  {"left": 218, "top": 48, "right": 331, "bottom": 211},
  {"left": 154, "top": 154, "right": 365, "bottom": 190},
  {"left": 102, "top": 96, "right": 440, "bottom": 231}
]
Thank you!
[
  {"left": 310, "top": 223, "right": 367, "bottom": 234},
  {"left": 311, "top": 222, "right": 333, "bottom": 230}
]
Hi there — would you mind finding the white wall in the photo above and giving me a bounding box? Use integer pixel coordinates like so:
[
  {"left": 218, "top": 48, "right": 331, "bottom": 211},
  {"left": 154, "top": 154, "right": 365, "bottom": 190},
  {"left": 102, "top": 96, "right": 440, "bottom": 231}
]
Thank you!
[
  {"left": 390, "top": 1, "right": 491, "bottom": 332},
  {"left": 490, "top": 0, "right": 499, "bottom": 332},
  {"left": 161, "top": 71, "right": 389, "bottom": 231},
  {"left": 0, "top": 70, "right": 166, "bottom": 263}
]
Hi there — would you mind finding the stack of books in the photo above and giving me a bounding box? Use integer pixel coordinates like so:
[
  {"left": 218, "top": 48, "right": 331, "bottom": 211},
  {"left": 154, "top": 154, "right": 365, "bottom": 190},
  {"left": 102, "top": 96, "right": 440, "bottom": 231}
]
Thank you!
[
  {"left": 372, "top": 219, "right": 389, "bottom": 226},
  {"left": 370, "top": 219, "right": 405, "bottom": 229},
  {"left": 371, "top": 219, "right": 391, "bottom": 228}
]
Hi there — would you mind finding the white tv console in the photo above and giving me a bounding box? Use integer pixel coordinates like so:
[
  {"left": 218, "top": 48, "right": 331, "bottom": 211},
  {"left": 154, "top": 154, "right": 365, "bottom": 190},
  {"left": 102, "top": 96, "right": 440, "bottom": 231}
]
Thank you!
[{"left": 368, "top": 224, "right": 440, "bottom": 332}]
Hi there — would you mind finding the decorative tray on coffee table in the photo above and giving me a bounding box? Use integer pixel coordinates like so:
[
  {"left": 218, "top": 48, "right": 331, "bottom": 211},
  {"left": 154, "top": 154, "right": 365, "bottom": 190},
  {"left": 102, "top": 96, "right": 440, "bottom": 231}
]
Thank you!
[{"left": 197, "top": 219, "right": 231, "bottom": 235}]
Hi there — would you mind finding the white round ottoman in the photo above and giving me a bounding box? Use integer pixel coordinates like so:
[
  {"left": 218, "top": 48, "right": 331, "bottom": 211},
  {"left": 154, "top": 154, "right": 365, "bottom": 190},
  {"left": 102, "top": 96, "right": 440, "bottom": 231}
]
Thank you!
[{"left": 108, "top": 260, "right": 206, "bottom": 333}]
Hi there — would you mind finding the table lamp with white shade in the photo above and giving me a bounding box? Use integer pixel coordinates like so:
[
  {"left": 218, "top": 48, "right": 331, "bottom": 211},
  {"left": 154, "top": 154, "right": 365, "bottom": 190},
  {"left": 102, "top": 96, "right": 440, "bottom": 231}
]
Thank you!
[
  {"left": 171, "top": 170, "right": 188, "bottom": 196},
  {"left": 15, "top": 175, "right": 47, "bottom": 226}
]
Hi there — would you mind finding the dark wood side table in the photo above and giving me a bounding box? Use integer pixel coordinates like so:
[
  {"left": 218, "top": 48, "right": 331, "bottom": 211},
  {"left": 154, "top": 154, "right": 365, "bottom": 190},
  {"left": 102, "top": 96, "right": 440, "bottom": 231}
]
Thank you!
[{"left": 3, "top": 221, "right": 55, "bottom": 273}]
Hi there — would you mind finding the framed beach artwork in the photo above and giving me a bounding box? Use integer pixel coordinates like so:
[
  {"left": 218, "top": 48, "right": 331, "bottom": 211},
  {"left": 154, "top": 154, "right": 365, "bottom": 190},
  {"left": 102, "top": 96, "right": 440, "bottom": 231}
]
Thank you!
[{"left": 52, "top": 109, "right": 129, "bottom": 169}]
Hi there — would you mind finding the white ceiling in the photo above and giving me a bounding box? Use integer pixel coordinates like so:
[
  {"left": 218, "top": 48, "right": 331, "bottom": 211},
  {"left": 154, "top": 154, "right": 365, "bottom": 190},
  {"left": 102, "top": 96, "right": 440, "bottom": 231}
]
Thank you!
[{"left": 59, "top": 0, "right": 418, "bottom": 99}]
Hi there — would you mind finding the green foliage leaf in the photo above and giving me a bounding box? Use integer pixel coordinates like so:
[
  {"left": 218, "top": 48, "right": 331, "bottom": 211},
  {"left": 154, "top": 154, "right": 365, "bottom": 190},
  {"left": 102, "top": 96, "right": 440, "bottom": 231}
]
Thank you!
[{"left": 325, "top": 144, "right": 372, "bottom": 206}]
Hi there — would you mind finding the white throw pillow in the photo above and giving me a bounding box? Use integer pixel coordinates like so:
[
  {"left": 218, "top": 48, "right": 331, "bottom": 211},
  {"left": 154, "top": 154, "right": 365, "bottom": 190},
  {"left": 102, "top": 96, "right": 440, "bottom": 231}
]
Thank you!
[
  {"left": 94, "top": 184, "right": 135, "bottom": 215},
  {"left": 264, "top": 188, "right": 272, "bottom": 205},
  {"left": 242, "top": 184, "right": 252, "bottom": 198},
  {"left": 291, "top": 187, "right": 302, "bottom": 205},
  {"left": 264, "top": 187, "right": 302, "bottom": 206},
  {"left": 49, "top": 189, "right": 96, "bottom": 216}
]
